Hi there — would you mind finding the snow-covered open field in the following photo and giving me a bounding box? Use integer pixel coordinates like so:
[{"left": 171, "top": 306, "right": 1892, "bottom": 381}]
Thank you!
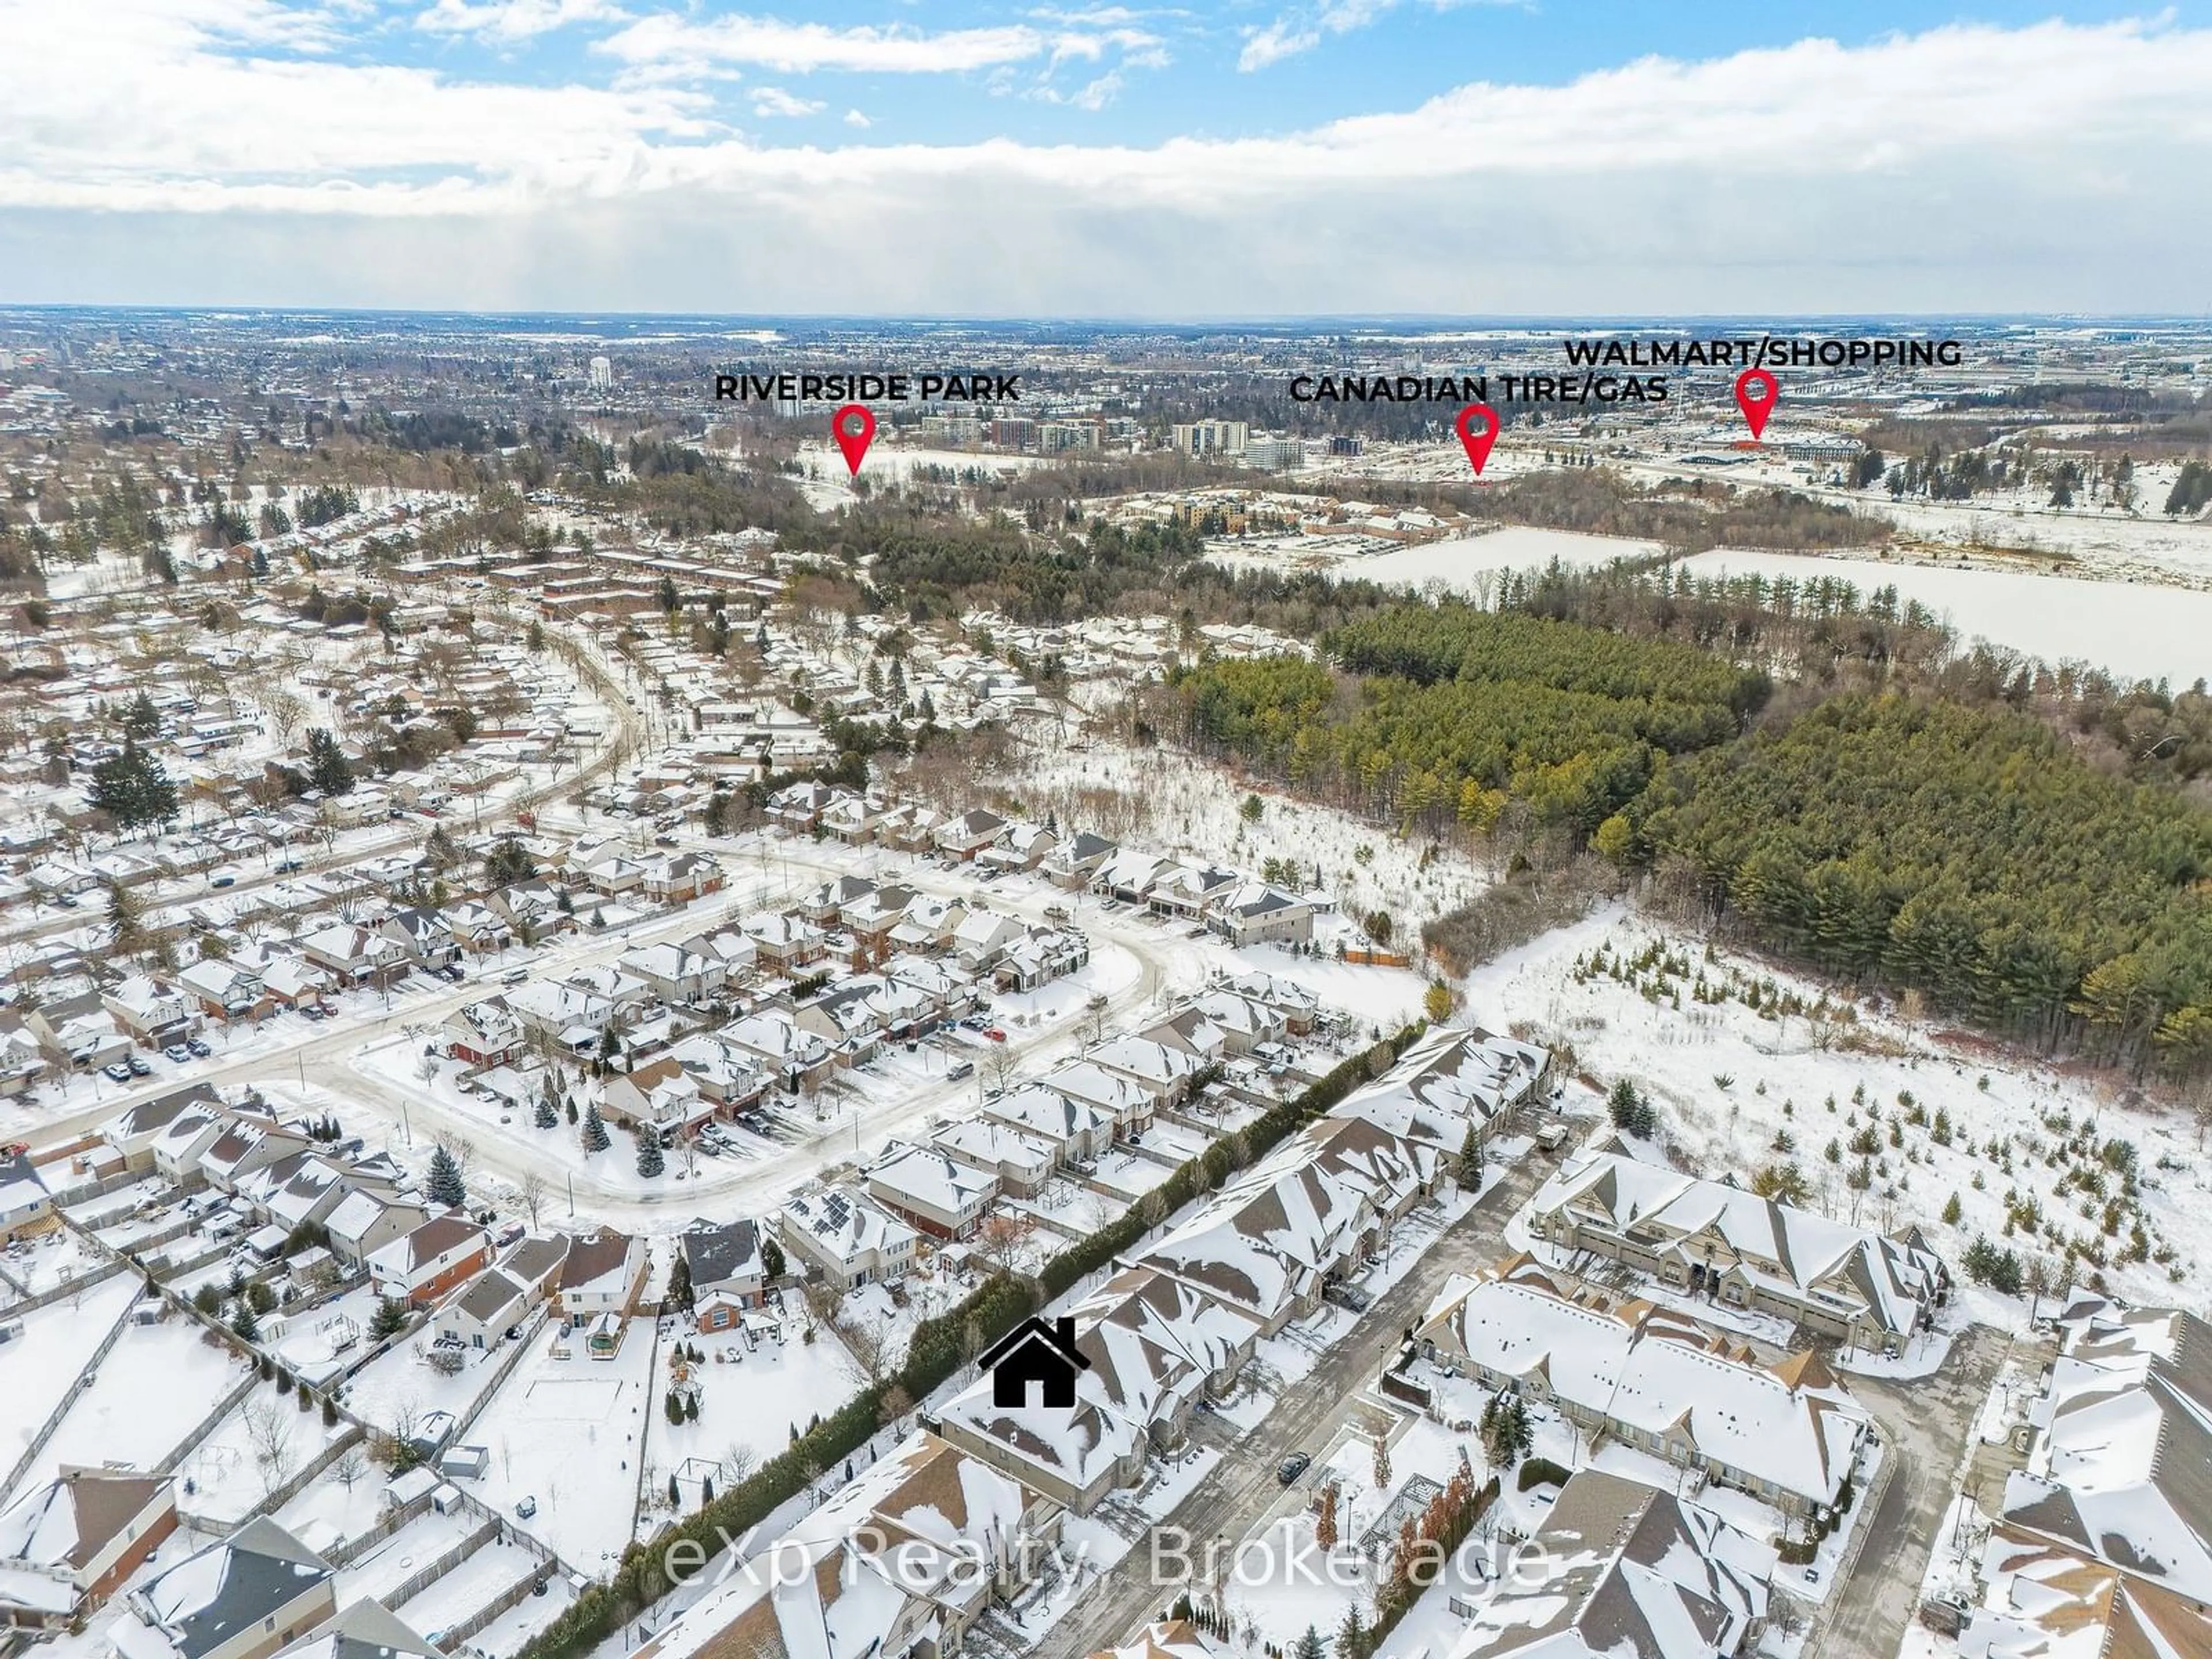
[
  {"left": 1680, "top": 547, "right": 2212, "bottom": 688},
  {"left": 1465, "top": 911, "right": 2206, "bottom": 1309}
]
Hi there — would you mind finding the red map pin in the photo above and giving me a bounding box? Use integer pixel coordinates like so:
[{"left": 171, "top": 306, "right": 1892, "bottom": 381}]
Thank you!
[
  {"left": 1456, "top": 403, "right": 1499, "bottom": 476},
  {"left": 1734, "top": 369, "right": 1779, "bottom": 440},
  {"left": 831, "top": 403, "right": 876, "bottom": 475}
]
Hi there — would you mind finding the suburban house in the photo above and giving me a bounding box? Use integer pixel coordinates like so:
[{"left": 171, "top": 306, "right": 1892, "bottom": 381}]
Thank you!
[
  {"left": 619, "top": 942, "right": 726, "bottom": 1007},
  {"left": 628, "top": 1430, "right": 1062, "bottom": 1659},
  {"left": 1219, "top": 971, "right": 1321, "bottom": 1036},
  {"left": 982, "top": 1085, "right": 1112, "bottom": 1165},
  {"left": 819, "top": 793, "right": 887, "bottom": 844},
  {"left": 1528, "top": 1149, "right": 1949, "bottom": 1354},
  {"left": 679, "top": 1217, "right": 766, "bottom": 1328},
  {"left": 1210, "top": 882, "right": 1313, "bottom": 948},
  {"left": 366, "top": 1216, "right": 491, "bottom": 1306},
  {"left": 1404, "top": 1256, "right": 1873, "bottom": 1520},
  {"left": 1448, "top": 1470, "right": 1776, "bottom": 1659},
  {"left": 113, "top": 1517, "right": 335, "bottom": 1659},
  {"left": 1043, "top": 1061, "right": 1156, "bottom": 1137},
  {"left": 297, "top": 924, "right": 411, "bottom": 987},
  {"left": 268, "top": 1597, "right": 442, "bottom": 1659},
  {"left": 866, "top": 1142, "right": 999, "bottom": 1240},
  {"left": 738, "top": 911, "right": 825, "bottom": 972},
  {"left": 324, "top": 1192, "right": 428, "bottom": 1271},
  {"left": 599, "top": 1058, "right": 716, "bottom": 1139},
  {"left": 1086, "top": 1036, "right": 1203, "bottom": 1109},
  {"left": 777, "top": 1183, "right": 918, "bottom": 1288},
  {"left": 2001, "top": 1304, "right": 2212, "bottom": 1599},
  {"left": 930, "top": 1119, "right": 1058, "bottom": 1199},
  {"left": 376, "top": 908, "right": 457, "bottom": 968},
  {"left": 720, "top": 1012, "right": 834, "bottom": 1094},
  {"left": 1043, "top": 831, "right": 1117, "bottom": 890},
  {"left": 177, "top": 960, "right": 273, "bottom": 1025},
  {"left": 432, "top": 1266, "right": 533, "bottom": 1350},
  {"left": 0, "top": 1467, "right": 177, "bottom": 1628},
  {"left": 664, "top": 1035, "right": 771, "bottom": 1112},
  {"left": 103, "top": 976, "right": 196, "bottom": 1048},
  {"left": 935, "top": 1263, "right": 1264, "bottom": 1514},
  {"left": 934, "top": 807, "right": 1009, "bottom": 861},
  {"left": 1138, "top": 1153, "right": 1378, "bottom": 1335},
  {"left": 1969, "top": 1526, "right": 2212, "bottom": 1659},
  {"left": 558, "top": 1228, "right": 648, "bottom": 1325},
  {"left": 1335, "top": 1025, "right": 1551, "bottom": 1153},
  {"left": 643, "top": 851, "right": 723, "bottom": 906},
  {"left": 977, "top": 821, "right": 1057, "bottom": 873},
  {"left": 441, "top": 900, "right": 514, "bottom": 955},
  {"left": 0, "top": 1148, "right": 54, "bottom": 1245},
  {"left": 442, "top": 1000, "right": 524, "bottom": 1069}
]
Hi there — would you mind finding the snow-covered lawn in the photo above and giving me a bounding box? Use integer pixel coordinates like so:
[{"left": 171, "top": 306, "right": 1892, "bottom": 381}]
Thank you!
[
  {"left": 342, "top": 1323, "right": 523, "bottom": 1441},
  {"left": 274, "top": 1460, "right": 393, "bottom": 1559},
  {"left": 277, "top": 1283, "right": 388, "bottom": 1386},
  {"left": 172, "top": 1393, "right": 351, "bottom": 1527},
  {"left": 336, "top": 1505, "right": 484, "bottom": 1607},
  {"left": 467, "top": 1320, "right": 659, "bottom": 1572},
  {"left": 24, "top": 1315, "right": 253, "bottom": 1490},
  {"left": 394, "top": 1533, "right": 548, "bottom": 1643},
  {"left": 0, "top": 1228, "right": 108, "bottom": 1301},
  {"left": 0, "top": 1271, "right": 141, "bottom": 1493},
  {"left": 1465, "top": 912, "right": 2203, "bottom": 1309},
  {"left": 641, "top": 1302, "right": 867, "bottom": 1524}
]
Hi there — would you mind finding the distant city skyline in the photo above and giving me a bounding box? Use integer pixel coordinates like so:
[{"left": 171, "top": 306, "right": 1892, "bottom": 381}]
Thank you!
[{"left": 4, "top": 2, "right": 2211, "bottom": 315}]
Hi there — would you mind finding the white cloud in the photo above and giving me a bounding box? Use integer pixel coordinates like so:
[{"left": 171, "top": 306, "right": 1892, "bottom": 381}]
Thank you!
[
  {"left": 1238, "top": 0, "right": 1508, "bottom": 71},
  {"left": 3, "top": 14, "right": 2211, "bottom": 313},
  {"left": 843, "top": 108, "right": 873, "bottom": 128},
  {"left": 596, "top": 14, "right": 1054, "bottom": 74},
  {"left": 749, "top": 86, "right": 823, "bottom": 118},
  {"left": 415, "top": 0, "right": 624, "bottom": 43}
]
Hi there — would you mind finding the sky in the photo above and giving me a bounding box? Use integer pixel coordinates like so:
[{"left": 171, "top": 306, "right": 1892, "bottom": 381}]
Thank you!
[{"left": 3, "top": 1, "right": 2210, "bottom": 316}]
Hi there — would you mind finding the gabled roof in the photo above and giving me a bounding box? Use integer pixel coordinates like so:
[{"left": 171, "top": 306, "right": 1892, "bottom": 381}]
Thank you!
[
  {"left": 1453, "top": 1470, "right": 1774, "bottom": 1659},
  {"left": 120, "top": 1517, "right": 331, "bottom": 1659},
  {"left": 681, "top": 1217, "right": 762, "bottom": 1289},
  {"left": 271, "top": 1597, "right": 444, "bottom": 1659},
  {"left": 0, "top": 1467, "right": 171, "bottom": 1574}
]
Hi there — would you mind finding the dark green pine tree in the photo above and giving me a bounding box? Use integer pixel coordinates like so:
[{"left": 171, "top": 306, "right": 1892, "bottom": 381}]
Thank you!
[
  {"left": 533, "top": 1094, "right": 559, "bottom": 1130},
  {"left": 426, "top": 1145, "right": 467, "bottom": 1210},
  {"left": 304, "top": 727, "right": 354, "bottom": 796},
  {"left": 636, "top": 1131, "right": 665, "bottom": 1178},
  {"left": 580, "top": 1103, "right": 611, "bottom": 1154}
]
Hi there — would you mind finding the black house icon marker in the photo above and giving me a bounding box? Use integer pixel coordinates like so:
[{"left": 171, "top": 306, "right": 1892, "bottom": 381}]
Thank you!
[{"left": 980, "top": 1316, "right": 1090, "bottom": 1408}]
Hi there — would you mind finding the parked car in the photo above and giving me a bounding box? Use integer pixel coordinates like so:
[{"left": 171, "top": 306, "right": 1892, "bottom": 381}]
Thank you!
[
  {"left": 1278, "top": 1452, "right": 1312, "bottom": 1485},
  {"left": 316, "top": 1002, "right": 339, "bottom": 1017},
  {"left": 102, "top": 1061, "right": 134, "bottom": 1083},
  {"left": 126, "top": 1055, "right": 154, "bottom": 1077},
  {"left": 272, "top": 858, "right": 302, "bottom": 874},
  {"left": 162, "top": 1043, "right": 192, "bottom": 1063},
  {"left": 515, "top": 1496, "right": 537, "bottom": 1520},
  {"left": 983, "top": 1028, "right": 1007, "bottom": 1043},
  {"left": 185, "top": 1037, "right": 212, "bottom": 1058},
  {"left": 298, "top": 1003, "right": 325, "bottom": 1020}
]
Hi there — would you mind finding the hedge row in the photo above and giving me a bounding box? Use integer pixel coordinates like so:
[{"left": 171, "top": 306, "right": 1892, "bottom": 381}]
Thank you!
[
  {"left": 517, "top": 1020, "right": 1428, "bottom": 1659},
  {"left": 1515, "top": 1456, "right": 1572, "bottom": 1492}
]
